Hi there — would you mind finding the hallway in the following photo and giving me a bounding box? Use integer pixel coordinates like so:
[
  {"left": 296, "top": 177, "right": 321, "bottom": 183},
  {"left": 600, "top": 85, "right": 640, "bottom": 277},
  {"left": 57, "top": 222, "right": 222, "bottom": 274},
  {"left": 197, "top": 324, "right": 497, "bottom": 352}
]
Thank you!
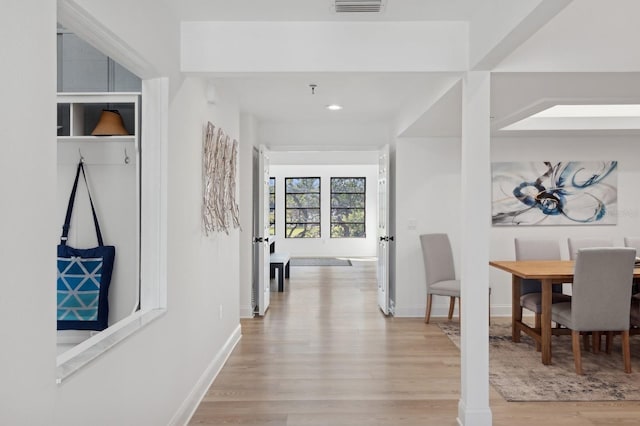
[{"left": 189, "top": 259, "right": 640, "bottom": 426}]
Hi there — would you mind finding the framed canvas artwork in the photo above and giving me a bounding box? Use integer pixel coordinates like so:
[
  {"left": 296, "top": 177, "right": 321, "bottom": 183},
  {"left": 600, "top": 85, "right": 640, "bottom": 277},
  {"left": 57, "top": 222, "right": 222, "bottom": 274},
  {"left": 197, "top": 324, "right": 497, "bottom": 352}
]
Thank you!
[{"left": 492, "top": 161, "right": 617, "bottom": 226}]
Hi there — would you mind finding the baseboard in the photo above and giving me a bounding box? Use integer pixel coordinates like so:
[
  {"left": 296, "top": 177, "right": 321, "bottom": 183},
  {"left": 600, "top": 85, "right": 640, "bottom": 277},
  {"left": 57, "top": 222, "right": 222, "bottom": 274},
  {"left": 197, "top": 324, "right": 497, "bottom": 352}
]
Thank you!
[
  {"left": 168, "top": 324, "right": 242, "bottom": 426},
  {"left": 393, "top": 304, "right": 512, "bottom": 318},
  {"left": 457, "top": 399, "right": 492, "bottom": 426}
]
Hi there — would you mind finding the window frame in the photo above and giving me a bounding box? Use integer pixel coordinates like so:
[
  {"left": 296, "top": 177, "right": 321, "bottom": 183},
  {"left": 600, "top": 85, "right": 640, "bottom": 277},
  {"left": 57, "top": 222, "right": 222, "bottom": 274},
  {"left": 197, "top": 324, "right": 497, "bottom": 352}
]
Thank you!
[
  {"left": 269, "top": 177, "right": 276, "bottom": 236},
  {"left": 284, "top": 177, "right": 321, "bottom": 239},
  {"left": 330, "top": 177, "right": 366, "bottom": 239}
]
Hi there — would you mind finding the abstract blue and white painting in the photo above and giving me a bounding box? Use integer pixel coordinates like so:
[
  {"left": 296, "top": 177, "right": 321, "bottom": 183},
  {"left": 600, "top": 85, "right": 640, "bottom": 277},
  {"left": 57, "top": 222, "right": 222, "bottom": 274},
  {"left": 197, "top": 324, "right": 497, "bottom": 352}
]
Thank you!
[{"left": 492, "top": 161, "right": 618, "bottom": 226}]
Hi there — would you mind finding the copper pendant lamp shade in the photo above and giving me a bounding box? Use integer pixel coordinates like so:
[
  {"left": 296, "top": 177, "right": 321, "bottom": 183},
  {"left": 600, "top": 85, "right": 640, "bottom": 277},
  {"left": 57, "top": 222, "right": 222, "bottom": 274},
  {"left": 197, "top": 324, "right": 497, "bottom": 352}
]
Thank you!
[{"left": 91, "top": 109, "right": 129, "bottom": 136}]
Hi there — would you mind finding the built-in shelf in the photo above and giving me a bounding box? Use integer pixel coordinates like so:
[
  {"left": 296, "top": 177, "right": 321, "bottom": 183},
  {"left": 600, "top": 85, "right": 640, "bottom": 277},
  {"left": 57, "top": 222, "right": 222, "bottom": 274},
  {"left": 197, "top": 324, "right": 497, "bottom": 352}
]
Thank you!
[{"left": 57, "top": 92, "right": 140, "bottom": 141}]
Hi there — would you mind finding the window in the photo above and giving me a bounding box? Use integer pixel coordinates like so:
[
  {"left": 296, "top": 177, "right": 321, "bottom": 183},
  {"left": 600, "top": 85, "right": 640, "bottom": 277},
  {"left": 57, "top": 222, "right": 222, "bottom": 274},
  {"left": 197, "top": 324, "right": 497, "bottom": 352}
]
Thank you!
[
  {"left": 269, "top": 177, "right": 275, "bottom": 235},
  {"left": 331, "top": 177, "right": 366, "bottom": 238},
  {"left": 285, "top": 177, "right": 321, "bottom": 238}
]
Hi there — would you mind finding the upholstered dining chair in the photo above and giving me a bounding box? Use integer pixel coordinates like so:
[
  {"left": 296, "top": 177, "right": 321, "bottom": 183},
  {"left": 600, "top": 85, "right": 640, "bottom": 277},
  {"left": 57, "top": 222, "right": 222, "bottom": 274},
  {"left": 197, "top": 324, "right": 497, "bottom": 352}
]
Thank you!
[
  {"left": 624, "top": 237, "right": 640, "bottom": 336},
  {"left": 624, "top": 237, "right": 640, "bottom": 252},
  {"left": 551, "top": 247, "right": 636, "bottom": 375},
  {"left": 420, "top": 233, "right": 460, "bottom": 324},
  {"left": 624, "top": 237, "right": 640, "bottom": 296},
  {"left": 567, "top": 237, "right": 613, "bottom": 260},
  {"left": 514, "top": 238, "right": 571, "bottom": 347}
]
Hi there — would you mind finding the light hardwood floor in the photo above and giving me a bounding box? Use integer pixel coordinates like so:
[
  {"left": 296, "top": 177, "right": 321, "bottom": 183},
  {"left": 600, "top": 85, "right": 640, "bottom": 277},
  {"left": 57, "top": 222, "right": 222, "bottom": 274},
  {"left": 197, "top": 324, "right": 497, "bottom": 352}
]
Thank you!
[{"left": 189, "top": 259, "right": 640, "bottom": 426}]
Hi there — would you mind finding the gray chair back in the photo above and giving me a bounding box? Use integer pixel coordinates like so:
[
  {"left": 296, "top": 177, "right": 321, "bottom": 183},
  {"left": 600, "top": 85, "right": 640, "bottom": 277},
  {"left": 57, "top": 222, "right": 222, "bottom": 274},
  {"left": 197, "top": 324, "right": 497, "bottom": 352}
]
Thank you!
[
  {"left": 568, "top": 238, "right": 613, "bottom": 260},
  {"left": 419, "top": 234, "right": 455, "bottom": 288},
  {"left": 572, "top": 247, "right": 635, "bottom": 331},
  {"left": 515, "top": 238, "right": 562, "bottom": 295},
  {"left": 624, "top": 237, "right": 640, "bottom": 251}
]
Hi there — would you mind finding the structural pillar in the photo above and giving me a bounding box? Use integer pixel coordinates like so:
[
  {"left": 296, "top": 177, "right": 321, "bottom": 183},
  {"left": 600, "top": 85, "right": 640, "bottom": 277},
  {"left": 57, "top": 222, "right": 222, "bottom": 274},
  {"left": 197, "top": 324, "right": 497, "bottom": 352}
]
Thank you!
[{"left": 458, "top": 71, "right": 493, "bottom": 426}]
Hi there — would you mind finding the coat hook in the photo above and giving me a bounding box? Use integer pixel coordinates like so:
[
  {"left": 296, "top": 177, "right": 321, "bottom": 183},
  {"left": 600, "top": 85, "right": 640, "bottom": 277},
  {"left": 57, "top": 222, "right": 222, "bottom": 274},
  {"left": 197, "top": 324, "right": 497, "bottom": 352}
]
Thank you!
[
  {"left": 124, "top": 147, "right": 130, "bottom": 164},
  {"left": 78, "top": 148, "right": 84, "bottom": 163}
]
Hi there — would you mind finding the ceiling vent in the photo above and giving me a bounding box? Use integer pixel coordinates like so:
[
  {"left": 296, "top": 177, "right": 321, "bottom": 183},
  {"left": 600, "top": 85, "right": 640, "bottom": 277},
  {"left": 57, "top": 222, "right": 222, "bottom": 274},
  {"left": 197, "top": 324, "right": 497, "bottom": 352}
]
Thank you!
[{"left": 333, "top": 0, "right": 386, "bottom": 13}]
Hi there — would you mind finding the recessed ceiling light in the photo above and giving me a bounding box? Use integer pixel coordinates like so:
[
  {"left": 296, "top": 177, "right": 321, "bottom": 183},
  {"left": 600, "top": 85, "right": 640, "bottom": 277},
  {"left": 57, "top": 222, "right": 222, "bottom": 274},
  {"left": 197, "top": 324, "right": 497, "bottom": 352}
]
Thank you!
[{"left": 326, "top": 104, "right": 343, "bottom": 111}]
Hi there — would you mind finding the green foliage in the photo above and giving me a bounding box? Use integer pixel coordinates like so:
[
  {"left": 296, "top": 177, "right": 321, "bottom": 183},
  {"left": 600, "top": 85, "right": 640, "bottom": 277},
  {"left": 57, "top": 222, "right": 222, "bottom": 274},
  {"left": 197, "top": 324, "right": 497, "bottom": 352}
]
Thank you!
[{"left": 286, "top": 177, "right": 320, "bottom": 193}]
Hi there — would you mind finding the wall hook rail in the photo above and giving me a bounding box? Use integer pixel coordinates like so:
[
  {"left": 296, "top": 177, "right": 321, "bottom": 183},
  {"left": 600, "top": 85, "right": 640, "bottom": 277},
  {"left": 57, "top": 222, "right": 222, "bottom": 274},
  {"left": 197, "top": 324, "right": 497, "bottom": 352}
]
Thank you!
[
  {"left": 124, "top": 148, "right": 130, "bottom": 164},
  {"left": 78, "top": 148, "right": 84, "bottom": 163}
]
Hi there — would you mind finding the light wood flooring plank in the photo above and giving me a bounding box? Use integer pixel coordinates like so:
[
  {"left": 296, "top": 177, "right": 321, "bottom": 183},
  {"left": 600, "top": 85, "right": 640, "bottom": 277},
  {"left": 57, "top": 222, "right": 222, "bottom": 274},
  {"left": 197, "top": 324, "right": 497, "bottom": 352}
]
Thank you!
[{"left": 189, "top": 260, "right": 640, "bottom": 426}]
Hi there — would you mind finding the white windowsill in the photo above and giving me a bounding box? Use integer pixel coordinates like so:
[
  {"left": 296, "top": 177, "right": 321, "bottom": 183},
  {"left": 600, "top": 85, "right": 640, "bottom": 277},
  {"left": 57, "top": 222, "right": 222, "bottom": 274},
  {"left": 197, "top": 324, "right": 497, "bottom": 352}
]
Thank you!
[{"left": 56, "top": 308, "right": 166, "bottom": 384}]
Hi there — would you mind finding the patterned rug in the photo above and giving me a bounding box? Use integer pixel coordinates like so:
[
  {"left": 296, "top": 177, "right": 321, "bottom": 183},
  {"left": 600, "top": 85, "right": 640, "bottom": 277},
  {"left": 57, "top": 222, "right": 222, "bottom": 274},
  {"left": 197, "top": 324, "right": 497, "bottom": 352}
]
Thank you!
[
  {"left": 438, "top": 321, "right": 640, "bottom": 401},
  {"left": 289, "top": 257, "right": 352, "bottom": 267}
]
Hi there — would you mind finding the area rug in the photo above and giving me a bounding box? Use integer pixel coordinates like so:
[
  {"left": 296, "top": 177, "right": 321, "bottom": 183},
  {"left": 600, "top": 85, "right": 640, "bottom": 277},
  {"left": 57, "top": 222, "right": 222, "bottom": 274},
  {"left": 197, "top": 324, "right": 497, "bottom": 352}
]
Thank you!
[
  {"left": 438, "top": 321, "right": 640, "bottom": 401},
  {"left": 289, "top": 257, "right": 352, "bottom": 267}
]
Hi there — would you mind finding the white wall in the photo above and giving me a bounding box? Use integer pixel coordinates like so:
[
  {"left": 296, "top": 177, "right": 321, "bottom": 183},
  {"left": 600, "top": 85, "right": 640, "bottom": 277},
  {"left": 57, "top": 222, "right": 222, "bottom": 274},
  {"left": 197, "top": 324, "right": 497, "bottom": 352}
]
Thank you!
[
  {"left": 394, "top": 135, "right": 640, "bottom": 317},
  {"left": 260, "top": 122, "right": 390, "bottom": 151},
  {"left": 394, "top": 138, "right": 462, "bottom": 317},
  {"left": 182, "top": 21, "right": 468, "bottom": 72},
  {"left": 0, "top": 3, "right": 245, "bottom": 425},
  {"left": 0, "top": 2, "right": 57, "bottom": 423},
  {"left": 269, "top": 164, "right": 378, "bottom": 258}
]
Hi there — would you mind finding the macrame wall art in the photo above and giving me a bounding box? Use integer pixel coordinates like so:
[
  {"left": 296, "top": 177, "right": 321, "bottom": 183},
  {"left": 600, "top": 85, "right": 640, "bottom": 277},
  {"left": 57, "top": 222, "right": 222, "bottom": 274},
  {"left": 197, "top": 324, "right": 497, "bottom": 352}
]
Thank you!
[{"left": 202, "top": 121, "right": 240, "bottom": 235}]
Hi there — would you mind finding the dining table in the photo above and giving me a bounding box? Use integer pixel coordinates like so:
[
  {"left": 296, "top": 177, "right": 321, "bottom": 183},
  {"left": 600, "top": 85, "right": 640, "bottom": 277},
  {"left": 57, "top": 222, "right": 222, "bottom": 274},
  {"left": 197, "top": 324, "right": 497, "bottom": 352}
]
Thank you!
[{"left": 489, "top": 259, "right": 640, "bottom": 365}]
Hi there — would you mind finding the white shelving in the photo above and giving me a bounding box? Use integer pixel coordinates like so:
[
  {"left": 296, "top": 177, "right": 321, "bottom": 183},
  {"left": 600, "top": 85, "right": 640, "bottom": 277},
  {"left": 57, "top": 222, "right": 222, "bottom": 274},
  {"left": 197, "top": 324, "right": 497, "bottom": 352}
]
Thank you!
[
  {"left": 57, "top": 92, "right": 140, "bottom": 165},
  {"left": 57, "top": 92, "right": 140, "bottom": 140}
]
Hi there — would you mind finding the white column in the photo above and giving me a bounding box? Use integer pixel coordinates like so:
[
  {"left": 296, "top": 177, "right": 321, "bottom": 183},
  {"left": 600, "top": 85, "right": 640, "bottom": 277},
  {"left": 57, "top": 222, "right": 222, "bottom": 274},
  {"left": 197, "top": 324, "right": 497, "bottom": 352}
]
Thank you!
[{"left": 457, "top": 71, "right": 492, "bottom": 426}]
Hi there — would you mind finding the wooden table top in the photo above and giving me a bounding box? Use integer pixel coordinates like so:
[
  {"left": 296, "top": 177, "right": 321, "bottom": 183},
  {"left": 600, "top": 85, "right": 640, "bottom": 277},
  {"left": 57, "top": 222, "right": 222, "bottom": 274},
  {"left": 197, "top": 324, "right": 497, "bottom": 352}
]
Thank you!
[{"left": 490, "top": 259, "right": 640, "bottom": 280}]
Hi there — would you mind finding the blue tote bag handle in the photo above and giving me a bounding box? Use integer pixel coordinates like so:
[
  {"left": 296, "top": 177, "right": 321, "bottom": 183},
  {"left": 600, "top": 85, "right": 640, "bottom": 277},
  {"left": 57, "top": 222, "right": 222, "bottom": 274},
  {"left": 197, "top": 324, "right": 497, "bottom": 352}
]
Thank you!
[{"left": 61, "top": 161, "right": 105, "bottom": 247}]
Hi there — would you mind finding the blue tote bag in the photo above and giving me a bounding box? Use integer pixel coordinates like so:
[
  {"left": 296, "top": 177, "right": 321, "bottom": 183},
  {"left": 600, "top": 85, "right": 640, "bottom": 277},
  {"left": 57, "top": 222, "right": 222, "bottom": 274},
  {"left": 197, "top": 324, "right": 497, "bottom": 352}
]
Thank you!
[{"left": 57, "top": 161, "right": 115, "bottom": 331}]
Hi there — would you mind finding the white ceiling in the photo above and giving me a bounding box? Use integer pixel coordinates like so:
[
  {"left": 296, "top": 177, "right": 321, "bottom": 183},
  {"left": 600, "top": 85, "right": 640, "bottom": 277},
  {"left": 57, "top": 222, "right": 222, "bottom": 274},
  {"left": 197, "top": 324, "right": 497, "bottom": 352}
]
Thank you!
[
  {"left": 167, "top": 0, "right": 640, "bottom": 139},
  {"left": 212, "top": 72, "right": 458, "bottom": 124},
  {"left": 164, "top": 0, "right": 480, "bottom": 22},
  {"left": 167, "top": 0, "right": 480, "bottom": 133}
]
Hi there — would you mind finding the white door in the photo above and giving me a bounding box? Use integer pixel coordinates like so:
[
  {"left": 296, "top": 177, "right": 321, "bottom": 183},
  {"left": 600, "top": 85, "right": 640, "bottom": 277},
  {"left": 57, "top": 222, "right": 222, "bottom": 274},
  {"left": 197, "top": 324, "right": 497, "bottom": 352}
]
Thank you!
[
  {"left": 255, "top": 145, "right": 271, "bottom": 316},
  {"left": 377, "top": 145, "right": 391, "bottom": 314}
]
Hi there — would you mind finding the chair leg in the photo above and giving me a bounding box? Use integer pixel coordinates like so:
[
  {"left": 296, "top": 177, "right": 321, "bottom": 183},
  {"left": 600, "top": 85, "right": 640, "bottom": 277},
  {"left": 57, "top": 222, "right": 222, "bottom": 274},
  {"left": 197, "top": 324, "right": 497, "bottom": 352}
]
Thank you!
[
  {"left": 488, "top": 289, "right": 491, "bottom": 326},
  {"left": 622, "top": 330, "right": 632, "bottom": 374},
  {"left": 593, "top": 331, "right": 601, "bottom": 354},
  {"left": 572, "top": 330, "right": 583, "bottom": 375},
  {"left": 582, "top": 333, "right": 591, "bottom": 353},
  {"left": 606, "top": 331, "right": 614, "bottom": 354},
  {"left": 534, "top": 314, "right": 542, "bottom": 352},
  {"left": 448, "top": 296, "right": 455, "bottom": 320},
  {"left": 425, "top": 294, "right": 433, "bottom": 324}
]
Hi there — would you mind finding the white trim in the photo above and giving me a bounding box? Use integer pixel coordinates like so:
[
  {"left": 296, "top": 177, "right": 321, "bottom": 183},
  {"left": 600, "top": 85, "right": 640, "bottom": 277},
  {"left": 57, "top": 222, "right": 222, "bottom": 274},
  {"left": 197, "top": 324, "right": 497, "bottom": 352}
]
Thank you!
[
  {"left": 57, "top": 0, "right": 157, "bottom": 79},
  {"left": 393, "top": 303, "right": 510, "bottom": 318},
  {"left": 56, "top": 309, "right": 166, "bottom": 383},
  {"left": 457, "top": 399, "right": 493, "bottom": 426},
  {"left": 169, "top": 325, "right": 243, "bottom": 426},
  {"left": 141, "top": 77, "right": 169, "bottom": 310}
]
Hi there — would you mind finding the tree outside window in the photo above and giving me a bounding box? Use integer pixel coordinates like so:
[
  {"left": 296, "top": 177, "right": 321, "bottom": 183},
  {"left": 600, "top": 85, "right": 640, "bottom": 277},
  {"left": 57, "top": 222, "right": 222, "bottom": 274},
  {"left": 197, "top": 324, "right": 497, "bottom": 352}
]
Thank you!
[
  {"left": 331, "top": 177, "right": 366, "bottom": 238},
  {"left": 285, "top": 177, "right": 320, "bottom": 238}
]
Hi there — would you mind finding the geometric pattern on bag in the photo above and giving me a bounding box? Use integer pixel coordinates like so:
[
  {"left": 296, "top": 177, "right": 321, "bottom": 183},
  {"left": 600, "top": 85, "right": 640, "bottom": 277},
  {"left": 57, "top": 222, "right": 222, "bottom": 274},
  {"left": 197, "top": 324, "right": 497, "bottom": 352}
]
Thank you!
[{"left": 57, "top": 255, "right": 104, "bottom": 321}]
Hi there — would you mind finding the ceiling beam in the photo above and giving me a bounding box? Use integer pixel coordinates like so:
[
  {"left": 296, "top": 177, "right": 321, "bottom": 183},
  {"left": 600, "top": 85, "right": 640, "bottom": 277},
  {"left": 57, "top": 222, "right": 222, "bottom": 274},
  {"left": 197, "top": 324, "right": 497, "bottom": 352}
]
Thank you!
[{"left": 469, "top": 0, "right": 572, "bottom": 70}]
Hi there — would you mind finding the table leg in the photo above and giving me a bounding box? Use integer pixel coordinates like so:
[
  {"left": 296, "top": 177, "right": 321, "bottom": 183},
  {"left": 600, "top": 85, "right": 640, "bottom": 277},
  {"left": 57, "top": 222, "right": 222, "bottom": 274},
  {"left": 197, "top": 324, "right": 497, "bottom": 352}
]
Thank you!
[
  {"left": 512, "top": 275, "right": 522, "bottom": 342},
  {"left": 541, "top": 278, "right": 553, "bottom": 365}
]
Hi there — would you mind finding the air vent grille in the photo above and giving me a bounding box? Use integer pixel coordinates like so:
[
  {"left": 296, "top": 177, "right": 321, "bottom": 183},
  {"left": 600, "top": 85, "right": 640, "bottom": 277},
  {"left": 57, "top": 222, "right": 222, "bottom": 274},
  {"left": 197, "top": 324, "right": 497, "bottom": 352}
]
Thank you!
[{"left": 334, "top": 0, "right": 385, "bottom": 13}]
